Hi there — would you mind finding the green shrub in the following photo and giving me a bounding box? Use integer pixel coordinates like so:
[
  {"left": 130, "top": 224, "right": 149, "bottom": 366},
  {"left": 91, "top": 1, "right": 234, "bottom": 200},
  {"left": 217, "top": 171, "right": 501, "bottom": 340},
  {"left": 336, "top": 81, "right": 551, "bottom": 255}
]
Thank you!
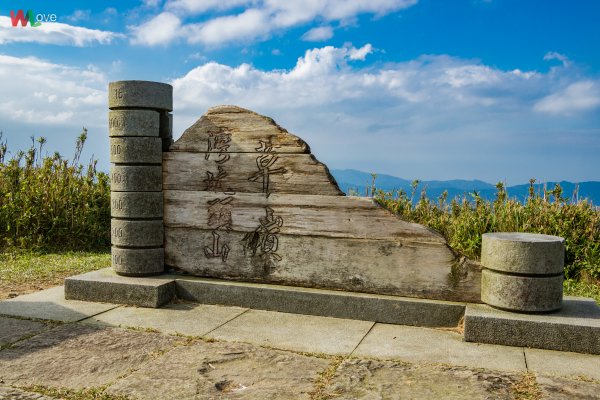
[
  {"left": 375, "top": 179, "right": 600, "bottom": 281},
  {"left": 0, "top": 130, "right": 110, "bottom": 251}
]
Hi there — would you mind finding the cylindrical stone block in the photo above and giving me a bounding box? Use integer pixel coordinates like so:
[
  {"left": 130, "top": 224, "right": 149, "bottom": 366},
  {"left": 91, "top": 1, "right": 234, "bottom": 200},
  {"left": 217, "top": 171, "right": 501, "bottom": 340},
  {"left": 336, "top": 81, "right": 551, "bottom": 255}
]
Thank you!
[
  {"left": 112, "top": 247, "right": 164, "bottom": 276},
  {"left": 480, "top": 232, "right": 565, "bottom": 313},
  {"left": 481, "top": 269, "right": 563, "bottom": 312},
  {"left": 481, "top": 232, "right": 565, "bottom": 275},
  {"left": 109, "top": 81, "right": 173, "bottom": 111},
  {"left": 111, "top": 192, "right": 163, "bottom": 219},
  {"left": 110, "top": 137, "right": 162, "bottom": 164},
  {"left": 111, "top": 219, "right": 163, "bottom": 247},
  {"left": 111, "top": 165, "right": 162, "bottom": 192},
  {"left": 109, "top": 110, "right": 159, "bottom": 137}
]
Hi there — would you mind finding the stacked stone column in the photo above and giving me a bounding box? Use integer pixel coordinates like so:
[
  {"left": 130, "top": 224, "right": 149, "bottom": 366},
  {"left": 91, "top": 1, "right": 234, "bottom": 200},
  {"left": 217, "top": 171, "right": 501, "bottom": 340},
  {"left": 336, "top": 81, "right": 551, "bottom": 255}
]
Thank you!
[
  {"left": 108, "top": 81, "right": 172, "bottom": 276},
  {"left": 480, "top": 232, "right": 565, "bottom": 312}
]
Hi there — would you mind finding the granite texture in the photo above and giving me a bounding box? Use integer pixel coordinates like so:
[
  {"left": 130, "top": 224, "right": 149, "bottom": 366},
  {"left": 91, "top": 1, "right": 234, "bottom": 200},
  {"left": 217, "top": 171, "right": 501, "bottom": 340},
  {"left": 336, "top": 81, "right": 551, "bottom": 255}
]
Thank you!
[
  {"left": 110, "top": 165, "right": 162, "bottom": 192},
  {"left": 111, "top": 191, "right": 163, "bottom": 219},
  {"left": 109, "top": 80, "right": 173, "bottom": 111},
  {"left": 108, "top": 109, "right": 160, "bottom": 137},
  {"left": 109, "top": 137, "right": 162, "bottom": 164},
  {"left": 111, "top": 219, "right": 163, "bottom": 247},
  {"left": 111, "top": 247, "right": 165, "bottom": 276}
]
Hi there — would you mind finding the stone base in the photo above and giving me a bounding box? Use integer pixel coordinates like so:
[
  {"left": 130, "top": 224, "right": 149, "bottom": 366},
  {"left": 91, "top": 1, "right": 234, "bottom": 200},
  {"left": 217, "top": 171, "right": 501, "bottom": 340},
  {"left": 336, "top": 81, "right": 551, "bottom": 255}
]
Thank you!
[
  {"left": 65, "top": 268, "right": 465, "bottom": 327},
  {"left": 464, "top": 298, "right": 600, "bottom": 355},
  {"left": 65, "top": 268, "right": 176, "bottom": 308}
]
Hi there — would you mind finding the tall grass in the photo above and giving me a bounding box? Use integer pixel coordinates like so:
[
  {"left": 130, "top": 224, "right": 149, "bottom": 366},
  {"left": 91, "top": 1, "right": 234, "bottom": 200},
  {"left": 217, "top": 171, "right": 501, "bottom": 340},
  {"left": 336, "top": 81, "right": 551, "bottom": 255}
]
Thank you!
[
  {"left": 375, "top": 179, "right": 600, "bottom": 281},
  {"left": 0, "top": 130, "right": 110, "bottom": 251}
]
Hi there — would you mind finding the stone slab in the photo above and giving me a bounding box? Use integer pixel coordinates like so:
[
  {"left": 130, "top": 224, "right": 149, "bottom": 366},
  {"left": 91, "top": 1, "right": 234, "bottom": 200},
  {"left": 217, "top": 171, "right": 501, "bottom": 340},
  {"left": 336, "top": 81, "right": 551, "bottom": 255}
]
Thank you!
[
  {"left": 111, "top": 191, "right": 163, "bottom": 218},
  {"left": 106, "top": 339, "right": 329, "bottom": 400},
  {"left": 353, "top": 323, "right": 527, "bottom": 372},
  {"left": 464, "top": 297, "right": 600, "bottom": 354},
  {"left": 0, "top": 286, "right": 117, "bottom": 323},
  {"left": 205, "top": 309, "right": 374, "bottom": 355},
  {"left": 481, "top": 268, "right": 563, "bottom": 312},
  {"left": 64, "top": 268, "right": 176, "bottom": 308},
  {"left": 0, "top": 323, "right": 176, "bottom": 390},
  {"left": 176, "top": 277, "right": 466, "bottom": 327},
  {"left": 525, "top": 347, "right": 600, "bottom": 381},
  {"left": 86, "top": 302, "right": 247, "bottom": 336},
  {"left": 109, "top": 109, "right": 160, "bottom": 137},
  {"left": 111, "top": 219, "right": 163, "bottom": 247},
  {"left": 0, "top": 316, "right": 47, "bottom": 347},
  {"left": 481, "top": 232, "right": 565, "bottom": 275},
  {"left": 110, "top": 165, "right": 162, "bottom": 192},
  {"left": 323, "top": 358, "right": 521, "bottom": 400},
  {"left": 536, "top": 374, "right": 600, "bottom": 399},
  {"left": 109, "top": 80, "right": 173, "bottom": 111},
  {"left": 109, "top": 137, "right": 162, "bottom": 164},
  {"left": 0, "top": 386, "right": 55, "bottom": 399}
]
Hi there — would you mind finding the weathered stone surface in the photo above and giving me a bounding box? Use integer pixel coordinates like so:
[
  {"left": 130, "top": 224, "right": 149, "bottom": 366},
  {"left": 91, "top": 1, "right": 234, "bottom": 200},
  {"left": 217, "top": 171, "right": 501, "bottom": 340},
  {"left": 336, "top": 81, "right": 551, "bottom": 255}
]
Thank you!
[
  {"left": 109, "top": 137, "right": 162, "bottom": 164},
  {"left": 106, "top": 339, "right": 329, "bottom": 400},
  {"left": 65, "top": 268, "right": 175, "bottom": 307},
  {"left": 481, "top": 232, "right": 565, "bottom": 275},
  {"left": 0, "top": 286, "right": 117, "bottom": 322},
  {"left": 481, "top": 269, "right": 563, "bottom": 312},
  {"left": 175, "top": 277, "right": 466, "bottom": 327},
  {"left": 86, "top": 303, "right": 247, "bottom": 336},
  {"left": 112, "top": 247, "right": 165, "bottom": 276},
  {"left": 160, "top": 112, "right": 173, "bottom": 151},
  {"left": 0, "top": 386, "right": 55, "bottom": 399},
  {"left": 206, "top": 309, "right": 374, "bottom": 355},
  {"left": 352, "top": 323, "right": 527, "bottom": 372},
  {"left": 323, "top": 359, "right": 520, "bottom": 400},
  {"left": 163, "top": 152, "right": 343, "bottom": 195},
  {"left": 110, "top": 165, "right": 162, "bottom": 192},
  {"left": 161, "top": 106, "right": 478, "bottom": 302},
  {"left": 111, "top": 219, "right": 163, "bottom": 247},
  {"left": 464, "top": 298, "right": 600, "bottom": 354},
  {"left": 0, "top": 316, "right": 47, "bottom": 346},
  {"left": 168, "top": 229, "right": 478, "bottom": 302},
  {"left": 109, "top": 80, "right": 173, "bottom": 111},
  {"left": 108, "top": 109, "right": 159, "bottom": 137},
  {"left": 536, "top": 375, "right": 600, "bottom": 400},
  {"left": 170, "top": 105, "right": 309, "bottom": 153},
  {"left": 111, "top": 191, "right": 163, "bottom": 218},
  {"left": 0, "top": 324, "right": 176, "bottom": 389}
]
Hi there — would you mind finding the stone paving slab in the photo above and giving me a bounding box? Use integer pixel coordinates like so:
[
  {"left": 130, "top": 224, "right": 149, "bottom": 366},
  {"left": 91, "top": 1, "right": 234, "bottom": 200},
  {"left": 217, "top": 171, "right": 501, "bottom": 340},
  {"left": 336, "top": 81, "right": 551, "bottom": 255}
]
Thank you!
[
  {"left": 525, "top": 347, "right": 600, "bottom": 381},
  {"left": 85, "top": 302, "right": 248, "bottom": 336},
  {"left": 0, "top": 323, "right": 176, "bottom": 390},
  {"left": 464, "top": 297, "right": 600, "bottom": 354},
  {"left": 0, "top": 386, "right": 54, "bottom": 399},
  {"left": 0, "top": 286, "right": 117, "bottom": 322},
  {"left": 0, "top": 317, "right": 47, "bottom": 347},
  {"left": 536, "top": 374, "right": 600, "bottom": 399},
  {"left": 205, "top": 309, "right": 374, "bottom": 355},
  {"left": 323, "top": 358, "right": 521, "bottom": 399},
  {"left": 352, "top": 323, "right": 527, "bottom": 372},
  {"left": 106, "top": 339, "right": 330, "bottom": 400}
]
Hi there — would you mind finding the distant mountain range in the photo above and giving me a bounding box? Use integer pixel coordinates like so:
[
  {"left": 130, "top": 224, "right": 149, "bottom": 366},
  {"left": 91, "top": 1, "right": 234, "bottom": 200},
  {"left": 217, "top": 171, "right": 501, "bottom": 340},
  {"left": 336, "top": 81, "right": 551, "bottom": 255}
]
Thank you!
[{"left": 330, "top": 169, "right": 600, "bottom": 205}]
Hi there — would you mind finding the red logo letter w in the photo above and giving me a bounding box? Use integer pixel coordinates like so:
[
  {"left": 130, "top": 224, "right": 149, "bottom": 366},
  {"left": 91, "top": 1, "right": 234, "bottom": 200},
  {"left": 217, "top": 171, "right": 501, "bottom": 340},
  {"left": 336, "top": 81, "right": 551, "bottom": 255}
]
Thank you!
[{"left": 10, "top": 10, "right": 29, "bottom": 27}]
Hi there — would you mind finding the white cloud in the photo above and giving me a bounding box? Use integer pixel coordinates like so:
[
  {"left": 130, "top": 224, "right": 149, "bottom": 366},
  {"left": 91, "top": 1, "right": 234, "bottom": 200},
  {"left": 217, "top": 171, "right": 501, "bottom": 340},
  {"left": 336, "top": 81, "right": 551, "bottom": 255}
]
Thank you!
[
  {"left": 187, "top": 9, "right": 270, "bottom": 45},
  {"left": 534, "top": 81, "right": 600, "bottom": 114},
  {"left": 302, "top": 26, "right": 334, "bottom": 42},
  {"left": 0, "top": 17, "right": 122, "bottom": 46},
  {"left": 130, "top": 12, "right": 182, "bottom": 45},
  {"left": 130, "top": 0, "right": 418, "bottom": 46},
  {"left": 544, "top": 51, "right": 570, "bottom": 67},
  {"left": 169, "top": 44, "right": 600, "bottom": 183},
  {"left": 64, "top": 9, "right": 91, "bottom": 23}
]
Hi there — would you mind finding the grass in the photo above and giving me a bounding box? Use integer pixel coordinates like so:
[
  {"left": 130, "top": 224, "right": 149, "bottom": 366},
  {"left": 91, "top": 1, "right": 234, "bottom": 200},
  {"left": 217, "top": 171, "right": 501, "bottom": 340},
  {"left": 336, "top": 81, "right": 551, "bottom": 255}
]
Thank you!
[{"left": 0, "top": 250, "right": 109, "bottom": 298}]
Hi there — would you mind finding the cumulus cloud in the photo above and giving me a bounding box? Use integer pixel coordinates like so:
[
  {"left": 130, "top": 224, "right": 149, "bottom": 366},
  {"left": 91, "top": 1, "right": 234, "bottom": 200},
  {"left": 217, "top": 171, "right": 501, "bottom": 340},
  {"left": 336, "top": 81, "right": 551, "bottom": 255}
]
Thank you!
[
  {"left": 302, "top": 26, "right": 334, "bottom": 42},
  {"left": 534, "top": 81, "right": 600, "bottom": 114},
  {"left": 0, "top": 17, "right": 122, "bottom": 46},
  {"left": 170, "top": 44, "right": 599, "bottom": 183},
  {"left": 544, "top": 51, "right": 570, "bottom": 67},
  {"left": 129, "top": 12, "right": 182, "bottom": 46},
  {"left": 131, "top": 0, "right": 417, "bottom": 46}
]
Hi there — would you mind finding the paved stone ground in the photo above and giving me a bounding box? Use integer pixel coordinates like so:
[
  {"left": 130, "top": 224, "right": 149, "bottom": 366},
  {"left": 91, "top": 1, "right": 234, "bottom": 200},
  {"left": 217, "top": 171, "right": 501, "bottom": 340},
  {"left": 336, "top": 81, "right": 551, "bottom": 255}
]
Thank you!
[{"left": 1, "top": 287, "right": 599, "bottom": 399}]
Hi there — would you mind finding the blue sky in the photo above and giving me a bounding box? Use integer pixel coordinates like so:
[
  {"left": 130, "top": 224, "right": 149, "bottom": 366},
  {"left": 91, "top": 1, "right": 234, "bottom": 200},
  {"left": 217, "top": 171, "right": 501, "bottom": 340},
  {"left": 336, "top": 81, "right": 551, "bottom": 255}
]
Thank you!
[{"left": 0, "top": 0, "right": 599, "bottom": 184}]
